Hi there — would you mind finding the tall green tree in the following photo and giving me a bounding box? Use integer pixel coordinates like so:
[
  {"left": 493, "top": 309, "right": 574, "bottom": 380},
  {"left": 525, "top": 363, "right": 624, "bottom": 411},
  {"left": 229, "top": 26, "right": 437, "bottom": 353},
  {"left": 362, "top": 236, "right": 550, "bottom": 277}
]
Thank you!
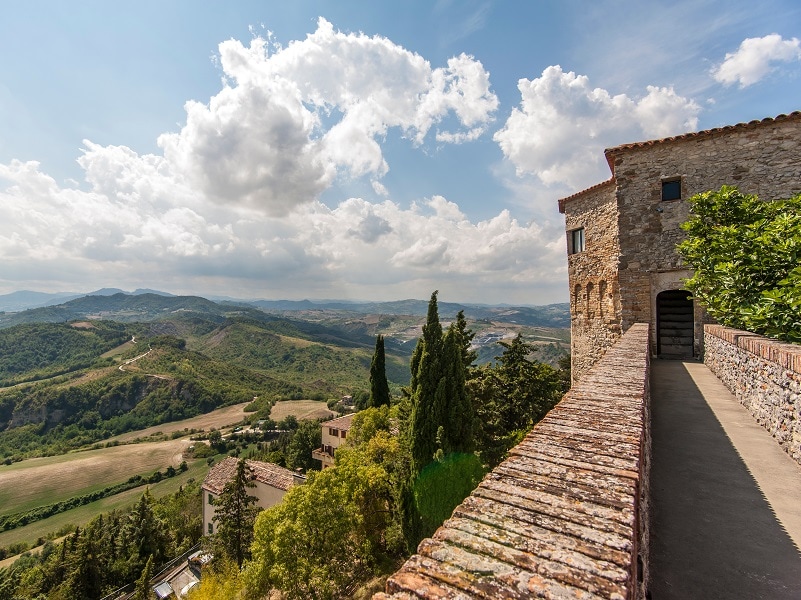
[
  {"left": 453, "top": 310, "right": 477, "bottom": 374},
  {"left": 132, "top": 554, "right": 154, "bottom": 600},
  {"left": 408, "top": 293, "right": 476, "bottom": 473},
  {"left": 285, "top": 419, "right": 322, "bottom": 472},
  {"left": 678, "top": 185, "right": 801, "bottom": 342},
  {"left": 127, "top": 489, "right": 168, "bottom": 572},
  {"left": 409, "top": 291, "right": 446, "bottom": 474},
  {"left": 211, "top": 459, "right": 261, "bottom": 567},
  {"left": 369, "top": 335, "right": 391, "bottom": 408},
  {"left": 470, "top": 334, "right": 562, "bottom": 468}
]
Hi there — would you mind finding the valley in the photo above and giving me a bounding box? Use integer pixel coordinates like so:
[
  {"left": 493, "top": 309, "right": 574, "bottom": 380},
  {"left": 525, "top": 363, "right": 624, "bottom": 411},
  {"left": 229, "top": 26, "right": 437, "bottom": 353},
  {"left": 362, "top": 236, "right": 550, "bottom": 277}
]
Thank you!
[{"left": 0, "top": 290, "right": 569, "bottom": 573}]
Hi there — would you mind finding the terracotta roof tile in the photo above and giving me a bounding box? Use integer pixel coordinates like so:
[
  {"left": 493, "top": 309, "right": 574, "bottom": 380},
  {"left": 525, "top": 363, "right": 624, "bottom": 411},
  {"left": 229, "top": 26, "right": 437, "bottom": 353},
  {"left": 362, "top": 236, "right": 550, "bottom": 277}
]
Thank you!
[
  {"left": 604, "top": 111, "right": 801, "bottom": 156},
  {"left": 325, "top": 413, "right": 356, "bottom": 431},
  {"left": 201, "top": 456, "right": 297, "bottom": 495}
]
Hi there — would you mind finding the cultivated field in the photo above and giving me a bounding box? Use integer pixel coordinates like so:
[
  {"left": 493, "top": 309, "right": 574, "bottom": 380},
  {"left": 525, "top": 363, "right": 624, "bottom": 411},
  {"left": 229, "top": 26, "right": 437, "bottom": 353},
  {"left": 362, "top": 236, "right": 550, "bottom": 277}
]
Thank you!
[
  {"left": 0, "top": 458, "right": 209, "bottom": 557},
  {"left": 0, "top": 438, "right": 191, "bottom": 517},
  {"left": 269, "top": 399, "right": 334, "bottom": 422},
  {"left": 109, "top": 402, "right": 251, "bottom": 443}
]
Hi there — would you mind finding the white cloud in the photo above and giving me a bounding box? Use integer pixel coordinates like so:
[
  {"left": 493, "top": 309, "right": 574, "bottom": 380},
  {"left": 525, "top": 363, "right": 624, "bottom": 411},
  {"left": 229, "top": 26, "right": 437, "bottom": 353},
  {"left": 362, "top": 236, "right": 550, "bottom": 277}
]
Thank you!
[
  {"left": 0, "top": 19, "right": 569, "bottom": 305},
  {"left": 713, "top": 34, "right": 801, "bottom": 87},
  {"left": 0, "top": 157, "right": 566, "bottom": 304},
  {"left": 154, "top": 18, "right": 498, "bottom": 216},
  {"left": 494, "top": 66, "right": 700, "bottom": 190}
]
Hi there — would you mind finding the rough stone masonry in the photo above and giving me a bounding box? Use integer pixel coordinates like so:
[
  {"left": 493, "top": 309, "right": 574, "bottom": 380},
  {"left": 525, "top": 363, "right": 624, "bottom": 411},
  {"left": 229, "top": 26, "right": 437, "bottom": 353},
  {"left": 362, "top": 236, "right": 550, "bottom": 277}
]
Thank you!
[{"left": 560, "top": 112, "right": 801, "bottom": 381}]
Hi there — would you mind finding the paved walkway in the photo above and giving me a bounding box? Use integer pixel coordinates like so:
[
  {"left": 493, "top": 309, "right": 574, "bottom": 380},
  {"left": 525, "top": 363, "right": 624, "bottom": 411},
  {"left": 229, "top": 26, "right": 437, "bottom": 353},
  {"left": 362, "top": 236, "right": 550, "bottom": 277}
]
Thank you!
[{"left": 650, "top": 359, "right": 801, "bottom": 599}]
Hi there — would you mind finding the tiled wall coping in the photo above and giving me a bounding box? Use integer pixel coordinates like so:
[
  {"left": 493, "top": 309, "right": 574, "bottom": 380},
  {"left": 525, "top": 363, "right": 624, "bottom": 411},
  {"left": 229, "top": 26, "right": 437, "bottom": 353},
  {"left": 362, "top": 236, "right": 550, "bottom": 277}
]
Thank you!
[
  {"left": 376, "top": 323, "right": 651, "bottom": 599},
  {"left": 704, "top": 324, "right": 801, "bottom": 465}
]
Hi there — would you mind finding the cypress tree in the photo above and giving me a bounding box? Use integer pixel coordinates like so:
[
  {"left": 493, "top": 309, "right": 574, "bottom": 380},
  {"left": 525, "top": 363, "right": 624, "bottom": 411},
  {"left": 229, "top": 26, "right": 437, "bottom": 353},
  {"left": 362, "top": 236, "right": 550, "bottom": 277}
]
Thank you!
[
  {"left": 440, "top": 325, "right": 473, "bottom": 454},
  {"left": 211, "top": 459, "right": 260, "bottom": 567},
  {"left": 133, "top": 554, "right": 154, "bottom": 600},
  {"left": 409, "top": 291, "right": 445, "bottom": 474},
  {"left": 369, "top": 335, "right": 391, "bottom": 408}
]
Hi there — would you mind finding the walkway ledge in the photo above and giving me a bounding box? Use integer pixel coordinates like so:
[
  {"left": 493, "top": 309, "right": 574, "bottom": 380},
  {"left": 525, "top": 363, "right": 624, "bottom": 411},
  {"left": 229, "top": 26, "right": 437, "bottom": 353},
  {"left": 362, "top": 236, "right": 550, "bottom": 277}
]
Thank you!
[{"left": 375, "top": 323, "right": 651, "bottom": 600}]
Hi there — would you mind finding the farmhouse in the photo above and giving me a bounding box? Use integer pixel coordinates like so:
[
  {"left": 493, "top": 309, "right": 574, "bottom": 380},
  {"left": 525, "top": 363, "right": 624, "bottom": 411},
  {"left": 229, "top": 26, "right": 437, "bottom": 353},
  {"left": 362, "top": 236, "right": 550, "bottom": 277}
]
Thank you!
[
  {"left": 559, "top": 111, "right": 801, "bottom": 381},
  {"left": 201, "top": 457, "right": 305, "bottom": 536},
  {"left": 311, "top": 412, "right": 355, "bottom": 469}
]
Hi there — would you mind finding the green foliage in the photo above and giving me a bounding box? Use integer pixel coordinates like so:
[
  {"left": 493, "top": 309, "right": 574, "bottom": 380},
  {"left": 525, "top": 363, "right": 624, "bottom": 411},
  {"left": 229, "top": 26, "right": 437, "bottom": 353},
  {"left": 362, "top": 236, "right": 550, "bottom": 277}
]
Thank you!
[
  {"left": 245, "top": 431, "right": 406, "bottom": 600},
  {"left": 470, "top": 334, "right": 564, "bottom": 468},
  {"left": 412, "top": 453, "right": 485, "bottom": 537},
  {"left": 678, "top": 186, "right": 801, "bottom": 342},
  {"left": 348, "top": 406, "right": 391, "bottom": 447},
  {"left": 369, "top": 335, "right": 391, "bottom": 408},
  {"left": 132, "top": 554, "right": 154, "bottom": 600},
  {"left": 284, "top": 419, "right": 321, "bottom": 473},
  {"left": 0, "top": 483, "right": 201, "bottom": 599},
  {"left": 210, "top": 459, "right": 261, "bottom": 567},
  {"left": 0, "top": 321, "right": 131, "bottom": 386}
]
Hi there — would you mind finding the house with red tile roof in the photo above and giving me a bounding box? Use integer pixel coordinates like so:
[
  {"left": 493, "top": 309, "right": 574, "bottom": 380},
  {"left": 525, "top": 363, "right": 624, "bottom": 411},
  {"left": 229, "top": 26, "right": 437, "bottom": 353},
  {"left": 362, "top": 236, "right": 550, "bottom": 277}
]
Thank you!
[{"left": 201, "top": 456, "right": 305, "bottom": 536}]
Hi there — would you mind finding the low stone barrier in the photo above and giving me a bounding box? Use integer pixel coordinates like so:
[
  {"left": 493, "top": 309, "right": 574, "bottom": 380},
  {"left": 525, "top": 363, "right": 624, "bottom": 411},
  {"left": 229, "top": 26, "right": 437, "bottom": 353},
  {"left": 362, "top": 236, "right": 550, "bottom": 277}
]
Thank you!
[
  {"left": 375, "top": 323, "right": 651, "bottom": 600},
  {"left": 704, "top": 324, "right": 801, "bottom": 466}
]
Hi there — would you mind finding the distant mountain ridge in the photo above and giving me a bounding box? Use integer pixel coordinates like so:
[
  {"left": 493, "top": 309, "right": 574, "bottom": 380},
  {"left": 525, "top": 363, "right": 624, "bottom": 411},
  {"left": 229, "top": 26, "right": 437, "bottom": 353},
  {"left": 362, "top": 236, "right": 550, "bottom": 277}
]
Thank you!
[
  {"left": 0, "top": 288, "right": 175, "bottom": 313},
  {"left": 0, "top": 290, "right": 569, "bottom": 329}
]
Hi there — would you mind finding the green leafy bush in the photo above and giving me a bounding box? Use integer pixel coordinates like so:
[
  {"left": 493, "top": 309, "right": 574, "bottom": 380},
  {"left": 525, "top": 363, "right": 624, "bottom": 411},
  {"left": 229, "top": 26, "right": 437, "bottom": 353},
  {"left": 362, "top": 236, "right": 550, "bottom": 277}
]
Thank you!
[{"left": 678, "top": 186, "right": 801, "bottom": 343}]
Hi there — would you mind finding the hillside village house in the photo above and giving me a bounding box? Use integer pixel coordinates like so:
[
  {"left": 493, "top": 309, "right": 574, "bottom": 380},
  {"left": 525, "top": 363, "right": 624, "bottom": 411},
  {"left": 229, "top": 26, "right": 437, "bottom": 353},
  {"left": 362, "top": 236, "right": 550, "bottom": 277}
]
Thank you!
[
  {"left": 559, "top": 111, "right": 801, "bottom": 382},
  {"left": 202, "top": 457, "right": 305, "bottom": 536},
  {"left": 312, "top": 412, "right": 355, "bottom": 468}
]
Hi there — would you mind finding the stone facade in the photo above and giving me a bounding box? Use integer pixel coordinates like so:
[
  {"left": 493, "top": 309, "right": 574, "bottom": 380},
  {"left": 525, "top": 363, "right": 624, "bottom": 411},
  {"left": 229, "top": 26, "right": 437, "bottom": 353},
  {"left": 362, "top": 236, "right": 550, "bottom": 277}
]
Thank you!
[
  {"left": 375, "top": 324, "right": 652, "bottom": 600},
  {"left": 560, "top": 111, "right": 801, "bottom": 382},
  {"left": 704, "top": 324, "right": 801, "bottom": 466}
]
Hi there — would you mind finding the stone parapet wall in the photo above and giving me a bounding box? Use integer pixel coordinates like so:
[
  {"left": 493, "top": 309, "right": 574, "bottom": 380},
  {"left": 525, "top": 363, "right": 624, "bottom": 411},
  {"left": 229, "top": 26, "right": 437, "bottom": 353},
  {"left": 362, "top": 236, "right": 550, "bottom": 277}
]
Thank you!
[
  {"left": 375, "top": 323, "right": 651, "bottom": 600},
  {"left": 704, "top": 324, "right": 801, "bottom": 465}
]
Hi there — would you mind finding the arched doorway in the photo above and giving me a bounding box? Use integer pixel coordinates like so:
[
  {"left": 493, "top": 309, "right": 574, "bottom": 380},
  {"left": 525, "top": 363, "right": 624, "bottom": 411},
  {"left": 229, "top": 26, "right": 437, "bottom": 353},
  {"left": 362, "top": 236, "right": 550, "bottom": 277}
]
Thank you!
[{"left": 656, "top": 290, "right": 694, "bottom": 358}]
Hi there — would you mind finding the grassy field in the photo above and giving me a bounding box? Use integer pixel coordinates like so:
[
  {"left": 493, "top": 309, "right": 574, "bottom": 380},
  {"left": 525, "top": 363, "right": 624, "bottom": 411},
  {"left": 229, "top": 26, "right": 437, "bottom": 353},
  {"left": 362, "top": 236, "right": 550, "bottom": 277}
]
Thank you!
[
  {"left": 109, "top": 402, "right": 251, "bottom": 443},
  {"left": 0, "top": 456, "right": 210, "bottom": 557},
  {"left": 270, "top": 399, "right": 334, "bottom": 421},
  {"left": 0, "top": 438, "right": 191, "bottom": 517},
  {"left": 0, "top": 402, "right": 255, "bottom": 519},
  {"left": 0, "top": 400, "right": 330, "bottom": 557}
]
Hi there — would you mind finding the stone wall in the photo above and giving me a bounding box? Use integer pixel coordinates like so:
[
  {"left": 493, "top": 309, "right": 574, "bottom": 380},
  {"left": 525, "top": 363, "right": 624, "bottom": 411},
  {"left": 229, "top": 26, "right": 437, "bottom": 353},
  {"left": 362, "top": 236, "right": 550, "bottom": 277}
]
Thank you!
[
  {"left": 612, "top": 113, "right": 801, "bottom": 339},
  {"left": 375, "top": 323, "right": 651, "bottom": 600},
  {"left": 561, "top": 112, "right": 801, "bottom": 377},
  {"left": 704, "top": 324, "right": 801, "bottom": 466},
  {"left": 562, "top": 181, "right": 623, "bottom": 383}
]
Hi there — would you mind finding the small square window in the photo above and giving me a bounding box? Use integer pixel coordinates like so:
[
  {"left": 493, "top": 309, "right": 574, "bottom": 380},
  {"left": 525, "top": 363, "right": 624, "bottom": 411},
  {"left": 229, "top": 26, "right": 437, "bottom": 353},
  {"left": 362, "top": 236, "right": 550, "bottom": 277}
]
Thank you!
[
  {"left": 208, "top": 522, "right": 213, "bottom": 534},
  {"left": 661, "top": 178, "right": 681, "bottom": 201},
  {"left": 568, "top": 228, "right": 585, "bottom": 255}
]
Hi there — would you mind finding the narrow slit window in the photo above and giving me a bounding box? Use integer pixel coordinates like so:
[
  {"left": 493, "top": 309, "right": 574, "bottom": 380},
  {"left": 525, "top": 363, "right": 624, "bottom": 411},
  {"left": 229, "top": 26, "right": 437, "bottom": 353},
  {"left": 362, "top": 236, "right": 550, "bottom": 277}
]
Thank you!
[
  {"left": 661, "top": 178, "right": 681, "bottom": 201},
  {"left": 569, "top": 228, "right": 585, "bottom": 254}
]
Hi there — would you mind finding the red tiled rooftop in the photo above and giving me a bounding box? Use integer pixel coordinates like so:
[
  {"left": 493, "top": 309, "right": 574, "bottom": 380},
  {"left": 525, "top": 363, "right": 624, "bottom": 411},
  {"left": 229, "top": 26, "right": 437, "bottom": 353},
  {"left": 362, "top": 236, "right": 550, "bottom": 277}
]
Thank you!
[
  {"left": 201, "top": 456, "right": 297, "bottom": 495},
  {"left": 325, "top": 412, "right": 356, "bottom": 431}
]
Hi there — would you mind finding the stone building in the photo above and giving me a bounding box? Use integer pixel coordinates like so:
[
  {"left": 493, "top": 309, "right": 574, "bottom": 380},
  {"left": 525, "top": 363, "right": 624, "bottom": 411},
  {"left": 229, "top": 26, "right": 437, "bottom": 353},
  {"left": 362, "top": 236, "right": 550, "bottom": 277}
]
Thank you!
[
  {"left": 559, "top": 111, "right": 801, "bottom": 382},
  {"left": 202, "top": 457, "right": 305, "bottom": 536}
]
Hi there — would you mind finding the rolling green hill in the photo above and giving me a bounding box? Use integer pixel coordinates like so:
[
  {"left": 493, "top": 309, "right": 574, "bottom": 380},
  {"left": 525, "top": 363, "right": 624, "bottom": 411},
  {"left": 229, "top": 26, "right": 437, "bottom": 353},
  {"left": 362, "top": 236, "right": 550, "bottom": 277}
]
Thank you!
[{"left": 0, "top": 321, "right": 132, "bottom": 386}]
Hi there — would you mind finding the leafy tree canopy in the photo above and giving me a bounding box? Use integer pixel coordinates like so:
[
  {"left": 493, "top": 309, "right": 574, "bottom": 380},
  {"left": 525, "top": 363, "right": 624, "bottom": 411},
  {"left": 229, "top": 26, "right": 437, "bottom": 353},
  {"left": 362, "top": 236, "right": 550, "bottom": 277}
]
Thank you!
[{"left": 678, "top": 186, "right": 801, "bottom": 342}]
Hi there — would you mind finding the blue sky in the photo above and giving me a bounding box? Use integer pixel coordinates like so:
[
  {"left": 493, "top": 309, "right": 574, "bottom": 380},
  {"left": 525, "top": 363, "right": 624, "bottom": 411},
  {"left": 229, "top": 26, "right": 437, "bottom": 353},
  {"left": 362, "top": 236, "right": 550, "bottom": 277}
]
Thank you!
[{"left": 0, "top": 0, "right": 799, "bottom": 304}]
